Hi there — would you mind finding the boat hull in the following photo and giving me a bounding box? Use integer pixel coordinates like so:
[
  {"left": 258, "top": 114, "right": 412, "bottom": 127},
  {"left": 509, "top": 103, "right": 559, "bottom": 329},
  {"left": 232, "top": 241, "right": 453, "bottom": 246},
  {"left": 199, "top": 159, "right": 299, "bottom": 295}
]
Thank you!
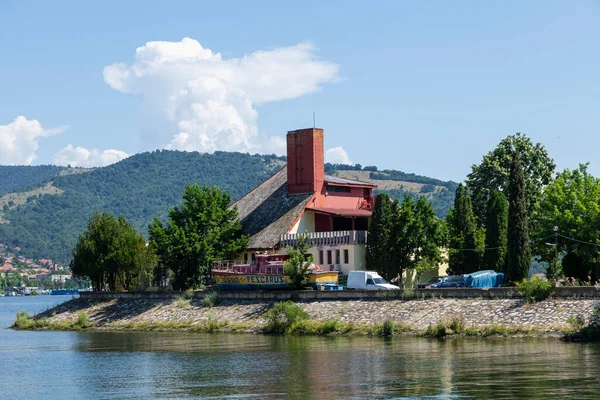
[{"left": 214, "top": 271, "right": 339, "bottom": 291}]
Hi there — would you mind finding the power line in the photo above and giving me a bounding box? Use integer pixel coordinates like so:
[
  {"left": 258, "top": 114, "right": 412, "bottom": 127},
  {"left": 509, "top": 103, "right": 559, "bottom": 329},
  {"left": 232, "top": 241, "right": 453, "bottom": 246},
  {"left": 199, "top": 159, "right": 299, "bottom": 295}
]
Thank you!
[
  {"left": 447, "top": 234, "right": 558, "bottom": 252},
  {"left": 558, "top": 234, "right": 600, "bottom": 248}
]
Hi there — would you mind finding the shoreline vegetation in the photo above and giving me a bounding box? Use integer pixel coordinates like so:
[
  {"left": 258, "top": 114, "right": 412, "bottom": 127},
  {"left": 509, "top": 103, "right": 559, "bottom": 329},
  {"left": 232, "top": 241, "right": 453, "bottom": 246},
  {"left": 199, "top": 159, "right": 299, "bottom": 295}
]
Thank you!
[{"left": 12, "top": 297, "right": 600, "bottom": 342}]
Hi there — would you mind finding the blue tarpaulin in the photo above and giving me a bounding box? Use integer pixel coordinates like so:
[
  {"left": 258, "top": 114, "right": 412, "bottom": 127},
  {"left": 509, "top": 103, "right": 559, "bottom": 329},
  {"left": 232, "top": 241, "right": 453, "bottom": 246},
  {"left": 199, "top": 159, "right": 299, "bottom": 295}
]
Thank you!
[{"left": 463, "top": 270, "right": 503, "bottom": 288}]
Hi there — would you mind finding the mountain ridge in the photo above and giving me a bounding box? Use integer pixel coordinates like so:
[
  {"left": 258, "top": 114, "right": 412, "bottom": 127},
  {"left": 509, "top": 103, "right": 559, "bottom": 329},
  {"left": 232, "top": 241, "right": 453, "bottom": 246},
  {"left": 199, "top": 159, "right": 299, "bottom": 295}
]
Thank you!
[{"left": 0, "top": 150, "right": 457, "bottom": 262}]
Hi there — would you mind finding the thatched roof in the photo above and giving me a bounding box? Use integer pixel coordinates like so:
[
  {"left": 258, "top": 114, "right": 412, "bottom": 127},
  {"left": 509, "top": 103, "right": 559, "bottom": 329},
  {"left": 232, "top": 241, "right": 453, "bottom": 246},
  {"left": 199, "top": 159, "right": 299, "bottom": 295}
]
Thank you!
[{"left": 233, "top": 167, "right": 313, "bottom": 249}]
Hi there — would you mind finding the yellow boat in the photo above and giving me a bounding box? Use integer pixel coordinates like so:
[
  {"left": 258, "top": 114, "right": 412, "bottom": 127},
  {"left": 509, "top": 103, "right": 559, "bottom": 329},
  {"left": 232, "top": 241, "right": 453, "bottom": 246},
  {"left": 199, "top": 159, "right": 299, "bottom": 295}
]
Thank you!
[{"left": 212, "top": 254, "right": 338, "bottom": 290}]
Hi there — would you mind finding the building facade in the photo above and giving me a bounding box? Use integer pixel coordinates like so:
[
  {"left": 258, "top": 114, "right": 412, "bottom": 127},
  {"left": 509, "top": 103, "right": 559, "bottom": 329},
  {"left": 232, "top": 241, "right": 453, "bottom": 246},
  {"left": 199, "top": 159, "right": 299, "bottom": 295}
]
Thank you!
[{"left": 234, "top": 128, "right": 376, "bottom": 275}]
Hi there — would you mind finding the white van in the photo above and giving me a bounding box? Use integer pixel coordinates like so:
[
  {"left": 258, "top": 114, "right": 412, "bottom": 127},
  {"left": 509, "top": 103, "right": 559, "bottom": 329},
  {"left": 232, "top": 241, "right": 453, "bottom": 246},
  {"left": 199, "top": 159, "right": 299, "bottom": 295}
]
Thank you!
[{"left": 346, "top": 271, "right": 400, "bottom": 290}]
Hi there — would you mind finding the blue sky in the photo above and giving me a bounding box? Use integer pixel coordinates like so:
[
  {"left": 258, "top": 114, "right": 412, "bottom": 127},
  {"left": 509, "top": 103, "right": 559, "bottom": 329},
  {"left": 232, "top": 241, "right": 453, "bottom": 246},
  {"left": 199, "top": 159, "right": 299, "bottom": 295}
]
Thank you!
[{"left": 0, "top": 0, "right": 598, "bottom": 181}]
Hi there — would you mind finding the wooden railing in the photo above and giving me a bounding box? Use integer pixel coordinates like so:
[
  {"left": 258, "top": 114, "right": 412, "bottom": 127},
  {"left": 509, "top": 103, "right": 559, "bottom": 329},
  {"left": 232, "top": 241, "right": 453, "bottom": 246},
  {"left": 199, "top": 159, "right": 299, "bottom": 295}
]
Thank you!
[{"left": 280, "top": 230, "right": 368, "bottom": 248}]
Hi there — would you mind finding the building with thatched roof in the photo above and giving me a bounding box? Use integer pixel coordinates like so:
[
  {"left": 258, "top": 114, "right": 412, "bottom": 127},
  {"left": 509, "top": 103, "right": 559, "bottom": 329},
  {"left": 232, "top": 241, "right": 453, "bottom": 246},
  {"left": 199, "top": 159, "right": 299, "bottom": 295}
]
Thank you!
[{"left": 233, "top": 128, "right": 376, "bottom": 274}]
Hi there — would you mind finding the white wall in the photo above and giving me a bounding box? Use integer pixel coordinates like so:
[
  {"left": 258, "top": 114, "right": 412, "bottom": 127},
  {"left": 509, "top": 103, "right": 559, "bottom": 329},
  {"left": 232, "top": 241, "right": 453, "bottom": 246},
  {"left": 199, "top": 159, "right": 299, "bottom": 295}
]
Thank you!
[{"left": 289, "top": 210, "right": 315, "bottom": 234}]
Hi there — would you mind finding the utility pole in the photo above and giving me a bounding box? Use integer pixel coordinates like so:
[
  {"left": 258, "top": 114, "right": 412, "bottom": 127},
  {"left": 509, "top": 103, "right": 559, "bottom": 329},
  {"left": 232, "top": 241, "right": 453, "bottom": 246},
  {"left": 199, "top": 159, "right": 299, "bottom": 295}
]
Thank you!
[{"left": 553, "top": 226, "right": 559, "bottom": 280}]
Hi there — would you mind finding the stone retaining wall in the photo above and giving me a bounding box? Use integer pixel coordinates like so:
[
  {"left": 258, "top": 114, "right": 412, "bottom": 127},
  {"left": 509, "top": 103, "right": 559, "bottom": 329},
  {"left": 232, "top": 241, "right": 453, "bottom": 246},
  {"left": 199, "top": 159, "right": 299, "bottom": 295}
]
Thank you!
[{"left": 43, "top": 292, "right": 600, "bottom": 334}]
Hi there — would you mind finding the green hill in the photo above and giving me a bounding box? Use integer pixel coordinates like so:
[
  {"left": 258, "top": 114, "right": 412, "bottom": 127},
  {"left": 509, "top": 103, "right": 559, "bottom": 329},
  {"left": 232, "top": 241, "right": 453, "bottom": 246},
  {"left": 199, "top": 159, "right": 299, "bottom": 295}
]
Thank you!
[
  {"left": 0, "top": 165, "right": 65, "bottom": 196},
  {"left": 0, "top": 152, "right": 457, "bottom": 262}
]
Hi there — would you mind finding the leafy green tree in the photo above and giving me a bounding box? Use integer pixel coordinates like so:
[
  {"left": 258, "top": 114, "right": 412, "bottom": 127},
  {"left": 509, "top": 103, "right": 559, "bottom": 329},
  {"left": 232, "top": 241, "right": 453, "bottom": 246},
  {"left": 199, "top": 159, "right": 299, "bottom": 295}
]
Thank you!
[
  {"left": 71, "top": 212, "right": 155, "bottom": 291},
  {"left": 369, "top": 194, "right": 442, "bottom": 283},
  {"left": 366, "top": 193, "right": 393, "bottom": 277},
  {"left": 537, "top": 164, "right": 600, "bottom": 280},
  {"left": 506, "top": 153, "right": 531, "bottom": 283},
  {"left": 43, "top": 279, "right": 55, "bottom": 290},
  {"left": 283, "top": 233, "right": 314, "bottom": 289},
  {"left": 483, "top": 190, "right": 508, "bottom": 271},
  {"left": 149, "top": 185, "right": 248, "bottom": 291},
  {"left": 446, "top": 184, "right": 484, "bottom": 274},
  {"left": 466, "top": 132, "right": 555, "bottom": 228},
  {"left": 393, "top": 196, "right": 443, "bottom": 282}
]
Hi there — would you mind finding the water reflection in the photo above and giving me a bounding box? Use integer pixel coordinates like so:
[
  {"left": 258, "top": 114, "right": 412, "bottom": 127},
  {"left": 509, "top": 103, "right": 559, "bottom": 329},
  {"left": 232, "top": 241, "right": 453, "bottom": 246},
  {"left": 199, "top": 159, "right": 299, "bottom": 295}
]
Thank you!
[
  {"left": 70, "top": 333, "right": 600, "bottom": 399},
  {"left": 2, "top": 296, "right": 600, "bottom": 399}
]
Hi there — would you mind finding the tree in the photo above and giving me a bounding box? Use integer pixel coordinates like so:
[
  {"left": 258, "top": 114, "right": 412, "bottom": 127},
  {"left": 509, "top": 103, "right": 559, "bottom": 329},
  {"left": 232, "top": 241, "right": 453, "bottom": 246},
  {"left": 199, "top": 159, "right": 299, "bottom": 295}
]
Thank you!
[
  {"left": 366, "top": 193, "right": 393, "bottom": 278},
  {"left": 506, "top": 153, "right": 530, "bottom": 283},
  {"left": 149, "top": 185, "right": 248, "bottom": 291},
  {"left": 71, "top": 212, "right": 155, "bottom": 291},
  {"left": 43, "top": 279, "right": 55, "bottom": 290},
  {"left": 483, "top": 190, "right": 508, "bottom": 271},
  {"left": 401, "top": 196, "right": 443, "bottom": 281},
  {"left": 283, "top": 233, "right": 314, "bottom": 289},
  {"left": 369, "top": 194, "right": 442, "bottom": 284},
  {"left": 537, "top": 164, "right": 600, "bottom": 280},
  {"left": 446, "top": 184, "right": 484, "bottom": 274},
  {"left": 466, "top": 132, "right": 555, "bottom": 228}
]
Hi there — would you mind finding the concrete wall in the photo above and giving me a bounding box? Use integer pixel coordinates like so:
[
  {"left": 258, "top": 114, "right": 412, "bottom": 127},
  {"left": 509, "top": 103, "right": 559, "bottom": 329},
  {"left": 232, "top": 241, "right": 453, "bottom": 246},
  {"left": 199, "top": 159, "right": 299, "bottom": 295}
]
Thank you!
[{"left": 79, "top": 286, "right": 600, "bottom": 301}]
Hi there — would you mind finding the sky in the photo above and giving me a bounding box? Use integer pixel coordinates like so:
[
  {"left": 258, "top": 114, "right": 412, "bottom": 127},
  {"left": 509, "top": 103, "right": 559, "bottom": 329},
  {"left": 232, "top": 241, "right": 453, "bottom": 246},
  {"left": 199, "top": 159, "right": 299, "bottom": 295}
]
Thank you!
[{"left": 0, "top": 0, "right": 599, "bottom": 181}]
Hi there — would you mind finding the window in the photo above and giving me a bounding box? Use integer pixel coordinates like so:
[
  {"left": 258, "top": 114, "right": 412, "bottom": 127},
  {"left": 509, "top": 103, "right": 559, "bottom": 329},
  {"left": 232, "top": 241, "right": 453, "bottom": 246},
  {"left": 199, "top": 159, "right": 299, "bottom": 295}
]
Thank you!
[
  {"left": 366, "top": 278, "right": 375, "bottom": 285},
  {"left": 319, "top": 250, "right": 324, "bottom": 265},
  {"left": 244, "top": 253, "right": 248, "bottom": 263},
  {"left": 327, "top": 250, "right": 332, "bottom": 265},
  {"left": 251, "top": 253, "right": 256, "bottom": 262},
  {"left": 335, "top": 250, "right": 340, "bottom": 264},
  {"left": 326, "top": 185, "right": 350, "bottom": 193},
  {"left": 343, "top": 249, "right": 349, "bottom": 264}
]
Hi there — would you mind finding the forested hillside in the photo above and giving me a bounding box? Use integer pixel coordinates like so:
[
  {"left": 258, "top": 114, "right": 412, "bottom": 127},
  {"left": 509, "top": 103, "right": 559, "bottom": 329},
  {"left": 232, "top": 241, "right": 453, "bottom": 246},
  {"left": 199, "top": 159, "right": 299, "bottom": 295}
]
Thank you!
[
  {"left": 327, "top": 163, "right": 458, "bottom": 217},
  {"left": 0, "top": 153, "right": 457, "bottom": 262},
  {"left": 0, "top": 165, "right": 65, "bottom": 195},
  {"left": 0, "top": 151, "right": 286, "bottom": 261}
]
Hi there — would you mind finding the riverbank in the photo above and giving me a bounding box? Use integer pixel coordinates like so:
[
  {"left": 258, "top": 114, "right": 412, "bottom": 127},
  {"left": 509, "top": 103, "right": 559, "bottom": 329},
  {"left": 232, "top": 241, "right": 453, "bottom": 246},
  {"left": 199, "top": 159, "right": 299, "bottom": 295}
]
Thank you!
[{"left": 13, "top": 292, "right": 600, "bottom": 339}]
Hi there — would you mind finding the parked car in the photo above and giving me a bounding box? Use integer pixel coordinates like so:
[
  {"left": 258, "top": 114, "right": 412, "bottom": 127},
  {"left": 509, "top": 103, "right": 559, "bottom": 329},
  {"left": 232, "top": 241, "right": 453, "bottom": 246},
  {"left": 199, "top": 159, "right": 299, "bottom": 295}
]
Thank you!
[
  {"left": 416, "top": 276, "right": 445, "bottom": 289},
  {"left": 346, "top": 271, "right": 400, "bottom": 290},
  {"left": 430, "top": 275, "right": 467, "bottom": 288}
]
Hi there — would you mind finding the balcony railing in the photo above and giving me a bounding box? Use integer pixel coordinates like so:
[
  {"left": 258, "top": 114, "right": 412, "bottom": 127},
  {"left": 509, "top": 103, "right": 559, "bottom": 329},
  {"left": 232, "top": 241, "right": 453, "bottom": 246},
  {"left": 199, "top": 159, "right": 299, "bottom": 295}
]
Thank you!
[{"left": 280, "top": 230, "right": 368, "bottom": 248}]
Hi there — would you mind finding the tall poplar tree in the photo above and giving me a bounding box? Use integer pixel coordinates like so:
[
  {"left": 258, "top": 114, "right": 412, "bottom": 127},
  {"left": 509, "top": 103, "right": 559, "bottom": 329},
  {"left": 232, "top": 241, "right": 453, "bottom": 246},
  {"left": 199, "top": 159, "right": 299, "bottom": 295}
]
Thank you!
[
  {"left": 366, "top": 193, "right": 392, "bottom": 278},
  {"left": 447, "top": 184, "right": 484, "bottom": 274},
  {"left": 483, "top": 190, "right": 508, "bottom": 271},
  {"left": 506, "top": 153, "right": 530, "bottom": 283}
]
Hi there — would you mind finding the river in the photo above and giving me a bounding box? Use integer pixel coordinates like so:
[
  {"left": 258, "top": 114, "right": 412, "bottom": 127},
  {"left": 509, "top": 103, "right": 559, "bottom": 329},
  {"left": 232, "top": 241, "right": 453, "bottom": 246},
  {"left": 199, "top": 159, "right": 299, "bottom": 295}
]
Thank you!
[{"left": 1, "top": 295, "right": 600, "bottom": 399}]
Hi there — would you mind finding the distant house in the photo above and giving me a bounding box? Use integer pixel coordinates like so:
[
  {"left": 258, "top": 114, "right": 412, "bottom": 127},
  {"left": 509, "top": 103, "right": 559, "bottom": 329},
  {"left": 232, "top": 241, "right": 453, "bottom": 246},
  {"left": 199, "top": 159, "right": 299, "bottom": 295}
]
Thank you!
[
  {"left": 51, "top": 274, "right": 72, "bottom": 284},
  {"left": 233, "top": 128, "right": 376, "bottom": 275},
  {"left": 1, "top": 264, "right": 14, "bottom": 274}
]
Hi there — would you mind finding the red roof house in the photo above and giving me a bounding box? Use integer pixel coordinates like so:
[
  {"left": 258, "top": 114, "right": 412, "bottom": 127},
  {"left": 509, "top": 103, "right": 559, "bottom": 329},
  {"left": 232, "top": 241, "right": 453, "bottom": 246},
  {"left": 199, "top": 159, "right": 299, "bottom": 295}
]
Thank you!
[{"left": 233, "top": 128, "right": 377, "bottom": 274}]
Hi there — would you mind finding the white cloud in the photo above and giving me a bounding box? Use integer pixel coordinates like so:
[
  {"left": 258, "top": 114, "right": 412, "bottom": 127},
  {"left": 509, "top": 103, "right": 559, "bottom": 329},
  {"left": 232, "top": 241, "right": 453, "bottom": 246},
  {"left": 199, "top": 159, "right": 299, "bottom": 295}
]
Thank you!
[
  {"left": 0, "top": 116, "right": 66, "bottom": 165},
  {"left": 103, "top": 38, "right": 339, "bottom": 155},
  {"left": 53, "top": 144, "right": 129, "bottom": 167},
  {"left": 326, "top": 146, "right": 352, "bottom": 165}
]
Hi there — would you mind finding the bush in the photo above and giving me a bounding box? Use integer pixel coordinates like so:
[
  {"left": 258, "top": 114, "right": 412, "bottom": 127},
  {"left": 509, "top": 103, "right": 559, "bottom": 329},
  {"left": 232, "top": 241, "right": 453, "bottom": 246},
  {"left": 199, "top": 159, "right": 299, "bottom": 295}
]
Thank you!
[
  {"left": 14, "top": 311, "right": 31, "bottom": 329},
  {"left": 379, "top": 319, "right": 395, "bottom": 336},
  {"left": 264, "top": 301, "right": 309, "bottom": 334},
  {"left": 402, "top": 287, "right": 416, "bottom": 300},
  {"left": 73, "top": 312, "right": 93, "bottom": 329},
  {"left": 424, "top": 316, "right": 466, "bottom": 337},
  {"left": 201, "top": 291, "right": 220, "bottom": 307},
  {"left": 425, "top": 322, "right": 448, "bottom": 337},
  {"left": 579, "top": 303, "right": 600, "bottom": 340},
  {"left": 516, "top": 276, "right": 553, "bottom": 303},
  {"left": 567, "top": 315, "right": 586, "bottom": 332}
]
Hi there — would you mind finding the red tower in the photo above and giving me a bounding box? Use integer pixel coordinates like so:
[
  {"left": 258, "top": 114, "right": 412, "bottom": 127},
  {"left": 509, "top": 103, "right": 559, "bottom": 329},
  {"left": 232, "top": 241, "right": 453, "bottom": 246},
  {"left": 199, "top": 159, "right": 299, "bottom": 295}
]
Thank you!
[{"left": 286, "top": 128, "right": 325, "bottom": 195}]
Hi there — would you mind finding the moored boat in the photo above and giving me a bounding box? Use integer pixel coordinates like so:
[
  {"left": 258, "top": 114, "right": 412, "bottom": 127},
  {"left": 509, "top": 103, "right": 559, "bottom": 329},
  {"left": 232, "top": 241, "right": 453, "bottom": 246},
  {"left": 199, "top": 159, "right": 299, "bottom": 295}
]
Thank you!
[
  {"left": 212, "top": 254, "right": 338, "bottom": 291},
  {"left": 51, "top": 289, "right": 79, "bottom": 295}
]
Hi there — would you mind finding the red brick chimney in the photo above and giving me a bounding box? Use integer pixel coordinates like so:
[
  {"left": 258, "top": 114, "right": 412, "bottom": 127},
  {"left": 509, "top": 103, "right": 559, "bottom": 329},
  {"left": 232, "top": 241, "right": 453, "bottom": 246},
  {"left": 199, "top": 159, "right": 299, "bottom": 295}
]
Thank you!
[{"left": 286, "top": 128, "right": 325, "bottom": 195}]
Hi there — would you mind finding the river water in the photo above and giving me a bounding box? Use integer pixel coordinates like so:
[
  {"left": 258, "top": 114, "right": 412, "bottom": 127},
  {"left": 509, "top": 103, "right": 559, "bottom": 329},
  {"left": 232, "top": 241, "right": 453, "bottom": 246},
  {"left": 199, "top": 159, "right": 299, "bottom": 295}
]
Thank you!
[{"left": 1, "top": 296, "right": 600, "bottom": 399}]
